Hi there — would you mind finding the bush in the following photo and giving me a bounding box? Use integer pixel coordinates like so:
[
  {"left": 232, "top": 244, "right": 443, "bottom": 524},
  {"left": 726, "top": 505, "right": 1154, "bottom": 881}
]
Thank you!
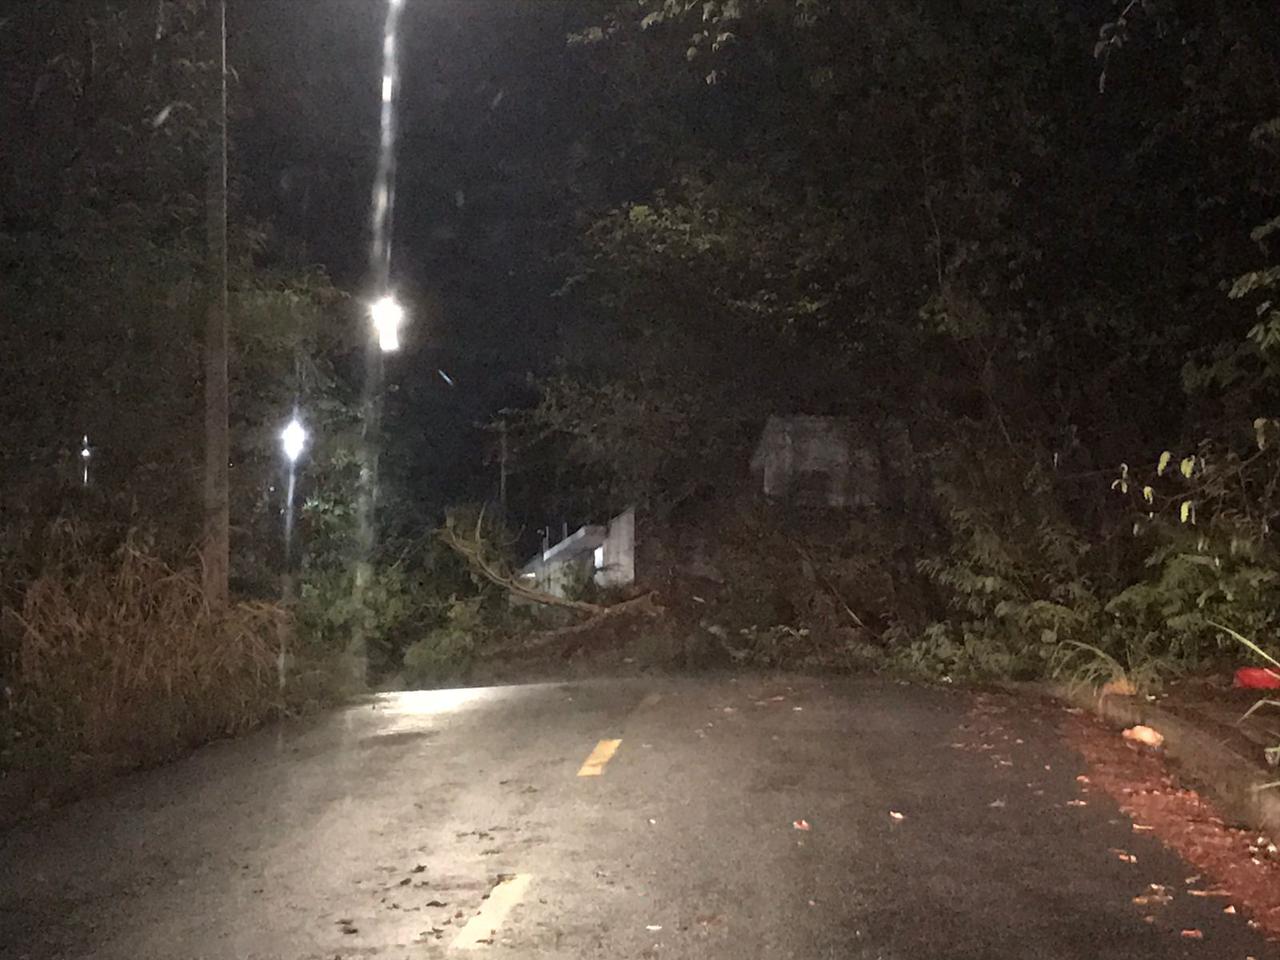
[
  {"left": 0, "top": 526, "right": 344, "bottom": 778},
  {"left": 401, "top": 596, "right": 486, "bottom": 687}
]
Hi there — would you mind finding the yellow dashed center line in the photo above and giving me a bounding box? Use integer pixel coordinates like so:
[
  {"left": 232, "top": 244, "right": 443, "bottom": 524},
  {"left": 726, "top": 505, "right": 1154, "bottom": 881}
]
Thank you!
[{"left": 577, "top": 738, "right": 622, "bottom": 777}]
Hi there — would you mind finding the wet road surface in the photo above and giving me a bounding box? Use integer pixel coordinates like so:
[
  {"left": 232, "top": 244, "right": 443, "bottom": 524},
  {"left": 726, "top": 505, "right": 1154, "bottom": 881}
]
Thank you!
[{"left": 1, "top": 676, "right": 1275, "bottom": 959}]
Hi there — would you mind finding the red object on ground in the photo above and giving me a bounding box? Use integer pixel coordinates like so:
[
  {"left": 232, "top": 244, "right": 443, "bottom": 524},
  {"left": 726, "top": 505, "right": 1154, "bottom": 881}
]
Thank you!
[{"left": 1234, "top": 667, "right": 1280, "bottom": 690}]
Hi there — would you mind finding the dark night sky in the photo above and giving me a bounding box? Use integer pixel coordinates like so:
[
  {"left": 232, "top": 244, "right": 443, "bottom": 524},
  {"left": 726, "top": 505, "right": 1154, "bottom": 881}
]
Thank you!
[{"left": 232, "top": 1, "right": 619, "bottom": 521}]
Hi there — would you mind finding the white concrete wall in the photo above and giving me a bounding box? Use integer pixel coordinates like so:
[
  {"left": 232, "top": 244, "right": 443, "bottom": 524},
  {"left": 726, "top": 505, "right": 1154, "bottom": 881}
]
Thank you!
[{"left": 595, "top": 507, "right": 635, "bottom": 588}]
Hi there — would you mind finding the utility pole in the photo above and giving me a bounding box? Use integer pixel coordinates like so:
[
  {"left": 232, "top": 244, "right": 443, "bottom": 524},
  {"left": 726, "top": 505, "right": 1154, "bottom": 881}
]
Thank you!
[
  {"left": 202, "top": 0, "right": 230, "bottom": 612},
  {"left": 499, "top": 418, "right": 508, "bottom": 521},
  {"left": 350, "top": 0, "right": 407, "bottom": 687}
]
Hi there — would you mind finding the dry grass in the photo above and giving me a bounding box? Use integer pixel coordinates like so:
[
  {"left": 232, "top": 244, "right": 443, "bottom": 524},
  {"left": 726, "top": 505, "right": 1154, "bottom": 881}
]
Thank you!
[{"left": 1, "top": 527, "right": 299, "bottom": 772}]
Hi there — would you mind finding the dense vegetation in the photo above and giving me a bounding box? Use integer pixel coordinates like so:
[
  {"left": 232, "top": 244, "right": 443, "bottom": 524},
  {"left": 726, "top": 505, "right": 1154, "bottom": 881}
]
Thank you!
[
  {"left": 0, "top": 3, "right": 382, "bottom": 785},
  {"left": 517, "top": 0, "right": 1280, "bottom": 682}
]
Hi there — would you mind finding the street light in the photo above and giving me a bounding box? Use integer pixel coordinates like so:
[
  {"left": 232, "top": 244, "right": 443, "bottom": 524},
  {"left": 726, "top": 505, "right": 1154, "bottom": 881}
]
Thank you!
[
  {"left": 370, "top": 295, "right": 406, "bottom": 352},
  {"left": 280, "top": 417, "right": 308, "bottom": 464},
  {"left": 80, "top": 434, "right": 91, "bottom": 486}
]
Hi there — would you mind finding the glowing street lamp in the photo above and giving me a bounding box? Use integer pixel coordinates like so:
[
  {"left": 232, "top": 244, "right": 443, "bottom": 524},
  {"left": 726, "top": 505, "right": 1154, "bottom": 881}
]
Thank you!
[
  {"left": 280, "top": 417, "right": 308, "bottom": 464},
  {"left": 370, "top": 295, "right": 406, "bottom": 352}
]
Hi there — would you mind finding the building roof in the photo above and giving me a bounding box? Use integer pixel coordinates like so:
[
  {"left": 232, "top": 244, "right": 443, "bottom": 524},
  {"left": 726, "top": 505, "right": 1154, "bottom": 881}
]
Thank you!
[{"left": 750, "top": 415, "right": 853, "bottom": 471}]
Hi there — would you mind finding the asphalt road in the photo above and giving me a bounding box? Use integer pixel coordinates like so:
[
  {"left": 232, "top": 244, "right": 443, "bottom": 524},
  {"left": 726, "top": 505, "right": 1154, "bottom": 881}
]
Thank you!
[{"left": 1, "top": 676, "right": 1275, "bottom": 959}]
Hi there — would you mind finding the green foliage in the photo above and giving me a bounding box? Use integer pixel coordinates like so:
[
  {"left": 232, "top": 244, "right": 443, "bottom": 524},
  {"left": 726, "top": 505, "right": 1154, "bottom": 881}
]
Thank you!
[
  {"left": 530, "top": 0, "right": 1280, "bottom": 684},
  {"left": 401, "top": 596, "right": 486, "bottom": 687}
]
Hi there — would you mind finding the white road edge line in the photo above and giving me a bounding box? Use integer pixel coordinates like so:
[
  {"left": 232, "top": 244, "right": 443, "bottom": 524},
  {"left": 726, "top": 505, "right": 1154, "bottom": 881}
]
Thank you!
[{"left": 450, "top": 873, "right": 533, "bottom": 950}]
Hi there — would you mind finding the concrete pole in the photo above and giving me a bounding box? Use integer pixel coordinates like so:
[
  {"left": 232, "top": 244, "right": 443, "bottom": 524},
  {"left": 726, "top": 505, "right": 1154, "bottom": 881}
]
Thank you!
[{"left": 202, "top": 0, "right": 230, "bottom": 612}]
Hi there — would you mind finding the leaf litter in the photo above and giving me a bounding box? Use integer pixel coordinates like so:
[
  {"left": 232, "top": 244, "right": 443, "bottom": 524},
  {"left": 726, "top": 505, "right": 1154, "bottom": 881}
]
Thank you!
[{"left": 1064, "top": 711, "right": 1280, "bottom": 941}]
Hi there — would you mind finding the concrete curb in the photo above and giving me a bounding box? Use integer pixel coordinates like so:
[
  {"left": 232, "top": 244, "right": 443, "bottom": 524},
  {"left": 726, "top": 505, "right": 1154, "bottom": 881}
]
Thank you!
[{"left": 1006, "top": 681, "right": 1280, "bottom": 839}]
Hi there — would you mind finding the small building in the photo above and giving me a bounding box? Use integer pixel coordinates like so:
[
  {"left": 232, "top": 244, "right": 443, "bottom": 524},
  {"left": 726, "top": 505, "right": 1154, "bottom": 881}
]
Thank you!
[
  {"left": 750, "top": 416, "right": 879, "bottom": 508},
  {"left": 520, "top": 507, "right": 635, "bottom": 599}
]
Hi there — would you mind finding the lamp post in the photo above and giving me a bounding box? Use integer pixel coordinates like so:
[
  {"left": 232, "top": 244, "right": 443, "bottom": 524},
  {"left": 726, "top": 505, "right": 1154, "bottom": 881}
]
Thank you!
[
  {"left": 280, "top": 414, "right": 307, "bottom": 582},
  {"left": 278, "top": 414, "right": 307, "bottom": 695},
  {"left": 350, "top": 0, "right": 409, "bottom": 687},
  {"left": 80, "top": 435, "right": 91, "bottom": 486}
]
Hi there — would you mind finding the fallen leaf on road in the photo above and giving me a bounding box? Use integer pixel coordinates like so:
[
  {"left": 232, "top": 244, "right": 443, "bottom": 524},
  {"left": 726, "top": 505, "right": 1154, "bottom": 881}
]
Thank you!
[
  {"left": 889, "top": 811, "right": 906, "bottom": 821},
  {"left": 1180, "top": 929, "right": 1203, "bottom": 940},
  {"left": 1067, "top": 799, "right": 1088, "bottom": 807},
  {"left": 1224, "top": 905, "right": 1237, "bottom": 914},
  {"left": 989, "top": 799, "right": 1007, "bottom": 808},
  {"left": 1132, "top": 885, "right": 1171, "bottom": 907},
  {"left": 1109, "top": 848, "right": 1138, "bottom": 864},
  {"left": 1076, "top": 775, "right": 1091, "bottom": 784},
  {"left": 1131, "top": 824, "right": 1154, "bottom": 831},
  {"left": 1187, "top": 888, "right": 1231, "bottom": 898},
  {"left": 793, "top": 819, "right": 811, "bottom": 831}
]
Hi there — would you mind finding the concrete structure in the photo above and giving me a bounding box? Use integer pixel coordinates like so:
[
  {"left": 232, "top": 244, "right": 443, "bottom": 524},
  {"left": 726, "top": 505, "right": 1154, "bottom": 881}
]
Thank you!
[
  {"left": 750, "top": 416, "right": 880, "bottom": 508},
  {"left": 520, "top": 507, "right": 636, "bottom": 599}
]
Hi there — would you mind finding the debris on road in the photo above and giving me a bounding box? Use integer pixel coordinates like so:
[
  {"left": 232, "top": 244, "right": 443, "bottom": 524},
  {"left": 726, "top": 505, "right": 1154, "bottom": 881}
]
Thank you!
[
  {"left": 1067, "top": 711, "right": 1280, "bottom": 940},
  {"left": 889, "top": 811, "right": 905, "bottom": 821},
  {"left": 1121, "top": 725, "right": 1165, "bottom": 750},
  {"left": 1235, "top": 667, "right": 1280, "bottom": 690},
  {"left": 646, "top": 924, "right": 663, "bottom": 932},
  {"left": 1132, "top": 884, "right": 1172, "bottom": 907},
  {"left": 793, "top": 819, "right": 811, "bottom": 831},
  {"left": 1102, "top": 677, "right": 1137, "bottom": 697},
  {"left": 1180, "top": 929, "right": 1204, "bottom": 940}
]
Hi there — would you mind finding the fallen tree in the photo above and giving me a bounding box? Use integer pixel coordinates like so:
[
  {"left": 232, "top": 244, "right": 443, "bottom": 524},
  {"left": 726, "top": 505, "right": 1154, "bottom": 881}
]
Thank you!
[{"left": 438, "top": 512, "right": 663, "bottom": 638}]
